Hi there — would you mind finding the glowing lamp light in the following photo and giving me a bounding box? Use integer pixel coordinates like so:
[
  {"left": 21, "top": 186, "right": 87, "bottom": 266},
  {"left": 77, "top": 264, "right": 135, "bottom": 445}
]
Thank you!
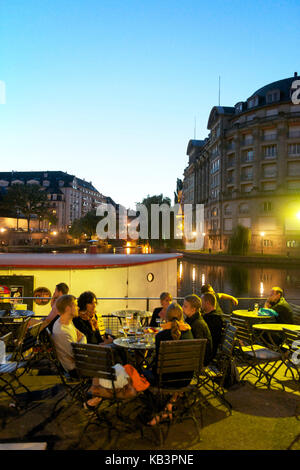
[
  {"left": 0, "top": 228, "right": 6, "bottom": 233},
  {"left": 260, "top": 232, "right": 265, "bottom": 237},
  {"left": 179, "top": 262, "right": 183, "bottom": 280},
  {"left": 52, "top": 231, "right": 57, "bottom": 236},
  {"left": 260, "top": 281, "right": 264, "bottom": 296},
  {"left": 296, "top": 211, "right": 300, "bottom": 220},
  {"left": 192, "top": 266, "right": 196, "bottom": 282}
]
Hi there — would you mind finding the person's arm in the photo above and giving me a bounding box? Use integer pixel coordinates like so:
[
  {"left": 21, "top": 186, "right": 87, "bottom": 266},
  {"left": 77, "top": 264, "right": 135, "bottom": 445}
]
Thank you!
[
  {"left": 28, "top": 303, "right": 59, "bottom": 329},
  {"left": 218, "top": 293, "right": 238, "bottom": 306}
]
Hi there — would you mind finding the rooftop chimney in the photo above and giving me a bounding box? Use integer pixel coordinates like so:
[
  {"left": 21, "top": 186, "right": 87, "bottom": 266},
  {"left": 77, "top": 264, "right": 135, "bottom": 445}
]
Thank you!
[{"left": 294, "top": 72, "right": 298, "bottom": 78}]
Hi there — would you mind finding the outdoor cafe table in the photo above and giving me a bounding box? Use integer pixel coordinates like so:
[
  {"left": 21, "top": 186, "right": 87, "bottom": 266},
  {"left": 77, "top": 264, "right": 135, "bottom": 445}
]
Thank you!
[
  {"left": 113, "top": 335, "right": 156, "bottom": 372},
  {"left": 111, "top": 309, "right": 153, "bottom": 327},
  {"left": 251, "top": 323, "right": 300, "bottom": 350},
  {"left": 231, "top": 309, "right": 274, "bottom": 326}
]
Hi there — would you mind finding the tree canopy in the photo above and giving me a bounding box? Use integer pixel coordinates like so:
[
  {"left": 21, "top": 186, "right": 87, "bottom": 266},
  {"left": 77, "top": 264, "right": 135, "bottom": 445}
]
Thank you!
[{"left": 0, "top": 183, "right": 54, "bottom": 231}]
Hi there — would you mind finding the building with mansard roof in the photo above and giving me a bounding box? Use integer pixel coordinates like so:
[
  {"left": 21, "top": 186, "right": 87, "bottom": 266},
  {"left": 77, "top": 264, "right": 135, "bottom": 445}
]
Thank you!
[
  {"left": 0, "top": 171, "right": 116, "bottom": 231},
  {"left": 183, "top": 73, "right": 300, "bottom": 255}
]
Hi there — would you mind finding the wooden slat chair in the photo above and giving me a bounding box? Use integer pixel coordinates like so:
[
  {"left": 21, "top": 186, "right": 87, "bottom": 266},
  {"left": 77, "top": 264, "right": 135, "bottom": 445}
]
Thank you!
[
  {"left": 289, "top": 303, "right": 300, "bottom": 325},
  {"left": 148, "top": 339, "right": 207, "bottom": 445},
  {"left": 282, "top": 328, "right": 300, "bottom": 389},
  {"left": 41, "top": 329, "right": 84, "bottom": 417},
  {"left": 71, "top": 342, "right": 142, "bottom": 447},
  {"left": 232, "top": 317, "right": 285, "bottom": 390},
  {"left": 200, "top": 323, "right": 237, "bottom": 414}
]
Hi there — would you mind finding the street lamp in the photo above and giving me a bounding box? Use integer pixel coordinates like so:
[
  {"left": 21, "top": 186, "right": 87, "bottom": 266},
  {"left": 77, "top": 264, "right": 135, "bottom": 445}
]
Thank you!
[{"left": 260, "top": 232, "right": 265, "bottom": 255}]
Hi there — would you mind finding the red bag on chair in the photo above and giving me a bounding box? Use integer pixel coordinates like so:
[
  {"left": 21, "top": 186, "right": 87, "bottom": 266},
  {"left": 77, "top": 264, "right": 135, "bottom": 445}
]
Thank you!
[{"left": 124, "top": 364, "right": 150, "bottom": 392}]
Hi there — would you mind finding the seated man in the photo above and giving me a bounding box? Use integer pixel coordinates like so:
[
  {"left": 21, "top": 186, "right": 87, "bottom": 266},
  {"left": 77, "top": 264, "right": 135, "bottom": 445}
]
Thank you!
[
  {"left": 264, "top": 287, "right": 294, "bottom": 324},
  {"left": 52, "top": 294, "right": 86, "bottom": 378},
  {"left": 201, "top": 292, "right": 225, "bottom": 359},
  {"left": 183, "top": 294, "right": 213, "bottom": 365},
  {"left": 29, "top": 282, "right": 69, "bottom": 332},
  {"left": 200, "top": 284, "right": 238, "bottom": 316}
]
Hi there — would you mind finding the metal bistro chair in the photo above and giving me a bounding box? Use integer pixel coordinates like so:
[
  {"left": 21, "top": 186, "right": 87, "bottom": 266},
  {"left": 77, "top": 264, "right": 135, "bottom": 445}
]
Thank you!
[
  {"left": 71, "top": 342, "right": 141, "bottom": 448},
  {"left": 232, "top": 317, "right": 285, "bottom": 390},
  {"left": 0, "top": 321, "right": 35, "bottom": 409},
  {"left": 148, "top": 339, "right": 207, "bottom": 446},
  {"left": 200, "top": 323, "right": 237, "bottom": 414},
  {"left": 282, "top": 328, "right": 300, "bottom": 390}
]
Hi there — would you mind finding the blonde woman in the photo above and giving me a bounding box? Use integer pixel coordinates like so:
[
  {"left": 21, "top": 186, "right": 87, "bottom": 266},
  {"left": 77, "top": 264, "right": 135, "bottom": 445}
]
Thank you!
[{"left": 146, "top": 302, "right": 193, "bottom": 426}]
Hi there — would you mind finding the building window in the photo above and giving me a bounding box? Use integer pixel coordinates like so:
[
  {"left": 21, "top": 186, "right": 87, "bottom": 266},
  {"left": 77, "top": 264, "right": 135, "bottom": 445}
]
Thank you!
[
  {"left": 241, "top": 167, "right": 253, "bottom": 181},
  {"left": 263, "top": 145, "right": 277, "bottom": 159},
  {"left": 211, "top": 159, "right": 220, "bottom": 174},
  {"left": 266, "top": 90, "right": 280, "bottom": 103},
  {"left": 287, "top": 240, "right": 299, "bottom": 248},
  {"left": 224, "top": 204, "right": 232, "bottom": 216},
  {"left": 242, "top": 149, "right": 254, "bottom": 163},
  {"left": 262, "top": 181, "right": 276, "bottom": 191},
  {"left": 239, "top": 203, "right": 249, "bottom": 214},
  {"left": 288, "top": 144, "right": 300, "bottom": 156},
  {"left": 263, "top": 239, "right": 273, "bottom": 247},
  {"left": 263, "top": 129, "right": 277, "bottom": 141},
  {"left": 235, "top": 102, "right": 243, "bottom": 113},
  {"left": 287, "top": 161, "right": 300, "bottom": 177},
  {"left": 263, "top": 201, "right": 272, "bottom": 212},
  {"left": 248, "top": 96, "right": 258, "bottom": 109},
  {"left": 262, "top": 163, "right": 277, "bottom": 178},
  {"left": 224, "top": 219, "right": 232, "bottom": 231},
  {"left": 211, "top": 207, "right": 218, "bottom": 217}
]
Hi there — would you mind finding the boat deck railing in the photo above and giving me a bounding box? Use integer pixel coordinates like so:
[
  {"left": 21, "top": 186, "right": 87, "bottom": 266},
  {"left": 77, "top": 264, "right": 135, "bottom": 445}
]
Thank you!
[{"left": 1, "top": 295, "right": 300, "bottom": 317}]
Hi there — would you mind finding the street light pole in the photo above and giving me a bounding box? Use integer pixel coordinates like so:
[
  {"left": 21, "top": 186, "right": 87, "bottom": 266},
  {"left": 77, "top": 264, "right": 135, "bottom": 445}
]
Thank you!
[{"left": 260, "top": 232, "right": 265, "bottom": 255}]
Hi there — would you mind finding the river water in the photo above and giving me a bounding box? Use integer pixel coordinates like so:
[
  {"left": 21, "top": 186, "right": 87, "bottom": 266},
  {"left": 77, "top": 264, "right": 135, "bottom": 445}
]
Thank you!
[{"left": 177, "top": 257, "right": 300, "bottom": 303}]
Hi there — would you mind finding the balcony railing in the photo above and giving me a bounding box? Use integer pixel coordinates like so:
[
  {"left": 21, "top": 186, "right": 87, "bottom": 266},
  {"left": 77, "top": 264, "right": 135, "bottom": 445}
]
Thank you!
[
  {"left": 289, "top": 131, "right": 300, "bottom": 138},
  {"left": 241, "top": 156, "right": 254, "bottom": 164},
  {"left": 263, "top": 133, "right": 277, "bottom": 141},
  {"left": 226, "top": 159, "right": 236, "bottom": 168},
  {"left": 241, "top": 174, "right": 253, "bottom": 181},
  {"left": 242, "top": 138, "right": 254, "bottom": 146}
]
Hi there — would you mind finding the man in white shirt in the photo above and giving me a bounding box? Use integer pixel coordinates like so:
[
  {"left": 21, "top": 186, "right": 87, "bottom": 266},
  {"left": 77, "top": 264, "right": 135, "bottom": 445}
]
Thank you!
[{"left": 52, "top": 294, "right": 87, "bottom": 377}]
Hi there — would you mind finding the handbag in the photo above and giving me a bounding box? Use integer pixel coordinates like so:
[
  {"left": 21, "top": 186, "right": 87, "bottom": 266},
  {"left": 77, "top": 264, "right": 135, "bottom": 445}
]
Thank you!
[{"left": 124, "top": 364, "right": 150, "bottom": 392}]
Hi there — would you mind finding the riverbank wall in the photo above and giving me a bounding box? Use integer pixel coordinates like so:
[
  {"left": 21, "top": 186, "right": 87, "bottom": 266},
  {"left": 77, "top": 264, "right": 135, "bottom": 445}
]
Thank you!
[{"left": 178, "top": 251, "right": 300, "bottom": 267}]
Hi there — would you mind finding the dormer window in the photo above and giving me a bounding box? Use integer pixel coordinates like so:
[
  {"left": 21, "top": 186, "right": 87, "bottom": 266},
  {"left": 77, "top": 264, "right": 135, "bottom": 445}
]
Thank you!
[
  {"left": 43, "top": 180, "right": 50, "bottom": 187},
  {"left": 235, "top": 102, "right": 243, "bottom": 114},
  {"left": 11, "top": 179, "right": 24, "bottom": 185},
  {"left": 27, "top": 179, "right": 39, "bottom": 185},
  {"left": 248, "top": 95, "right": 258, "bottom": 109},
  {"left": 266, "top": 89, "right": 280, "bottom": 103}
]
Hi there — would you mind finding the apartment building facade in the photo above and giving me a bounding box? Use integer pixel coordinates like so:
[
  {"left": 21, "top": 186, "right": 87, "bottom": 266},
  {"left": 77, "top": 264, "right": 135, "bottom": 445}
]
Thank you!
[
  {"left": 0, "top": 171, "right": 113, "bottom": 231},
  {"left": 183, "top": 74, "right": 300, "bottom": 255}
]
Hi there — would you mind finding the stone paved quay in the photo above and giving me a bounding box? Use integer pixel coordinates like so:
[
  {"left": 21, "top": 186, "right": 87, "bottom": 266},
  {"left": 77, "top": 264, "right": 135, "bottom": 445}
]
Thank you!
[{"left": 0, "top": 364, "right": 299, "bottom": 451}]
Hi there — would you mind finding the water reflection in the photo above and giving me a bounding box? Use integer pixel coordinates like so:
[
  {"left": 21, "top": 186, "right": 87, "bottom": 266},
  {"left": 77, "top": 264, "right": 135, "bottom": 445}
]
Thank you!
[{"left": 177, "top": 258, "right": 300, "bottom": 301}]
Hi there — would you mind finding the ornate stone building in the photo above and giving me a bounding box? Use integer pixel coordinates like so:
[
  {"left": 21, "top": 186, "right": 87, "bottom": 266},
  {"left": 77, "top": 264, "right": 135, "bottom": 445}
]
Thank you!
[
  {"left": 0, "top": 171, "right": 115, "bottom": 231},
  {"left": 183, "top": 74, "right": 300, "bottom": 255}
]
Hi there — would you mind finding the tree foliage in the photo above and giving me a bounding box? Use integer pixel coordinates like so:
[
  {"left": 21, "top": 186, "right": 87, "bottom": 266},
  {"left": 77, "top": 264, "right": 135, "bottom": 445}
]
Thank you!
[
  {"left": 69, "top": 210, "right": 100, "bottom": 239},
  {"left": 0, "top": 184, "right": 53, "bottom": 231},
  {"left": 227, "top": 224, "right": 251, "bottom": 255}
]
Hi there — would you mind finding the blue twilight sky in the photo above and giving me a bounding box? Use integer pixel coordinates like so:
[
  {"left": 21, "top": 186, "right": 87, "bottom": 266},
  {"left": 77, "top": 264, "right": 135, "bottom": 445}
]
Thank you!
[{"left": 0, "top": 0, "right": 299, "bottom": 209}]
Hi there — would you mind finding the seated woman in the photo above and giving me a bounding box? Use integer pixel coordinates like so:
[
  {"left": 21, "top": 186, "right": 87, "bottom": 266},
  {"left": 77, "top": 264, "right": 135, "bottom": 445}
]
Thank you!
[
  {"left": 149, "top": 292, "right": 173, "bottom": 327},
  {"left": 73, "top": 291, "right": 113, "bottom": 345},
  {"left": 146, "top": 302, "right": 194, "bottom": 425}
]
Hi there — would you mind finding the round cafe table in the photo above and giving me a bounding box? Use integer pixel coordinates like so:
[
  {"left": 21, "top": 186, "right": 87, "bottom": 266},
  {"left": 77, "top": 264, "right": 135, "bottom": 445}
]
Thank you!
[
  {"left": 251, "top": 323, "right": 300, "bottom": 350},
  {"left": 231, "top": 309, "right": 274, "bottom": 326},
  {"left": 113, "top": 336, "right": 156, "bottom": 372}
]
